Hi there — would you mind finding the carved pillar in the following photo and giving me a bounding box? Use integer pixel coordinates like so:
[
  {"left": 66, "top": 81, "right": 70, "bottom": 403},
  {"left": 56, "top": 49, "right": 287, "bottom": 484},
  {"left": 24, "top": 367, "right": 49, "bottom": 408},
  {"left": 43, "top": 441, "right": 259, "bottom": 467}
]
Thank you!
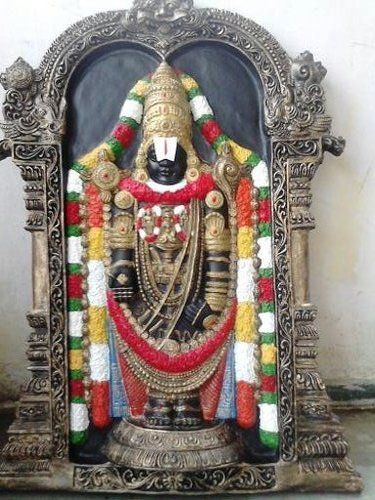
[
  {"left": 0, "top": 157, "right": 52, "bottom": 472},
  {"left": 0, "top": 57, "right": 68, "bottom": 474},
  {"left": 289, "top": 147, "right": 360, "bottom": 483}
]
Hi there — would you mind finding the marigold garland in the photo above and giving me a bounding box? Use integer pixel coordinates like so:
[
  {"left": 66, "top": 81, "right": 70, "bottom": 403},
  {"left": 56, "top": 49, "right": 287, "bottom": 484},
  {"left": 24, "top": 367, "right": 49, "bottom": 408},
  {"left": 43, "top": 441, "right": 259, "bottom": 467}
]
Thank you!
[{"left": 234, "top": 177, "right": 259, "bottom": 429}]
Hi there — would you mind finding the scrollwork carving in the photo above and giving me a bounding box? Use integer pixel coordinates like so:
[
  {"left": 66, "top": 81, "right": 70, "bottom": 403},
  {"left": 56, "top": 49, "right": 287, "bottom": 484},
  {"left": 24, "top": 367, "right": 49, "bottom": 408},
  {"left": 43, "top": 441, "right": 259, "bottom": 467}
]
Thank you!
[
  {"left": 1, "top": 435, "right": 52, "bottom": 460},
  {"left": 298, "top": 401, "right": 331, "bottom": 420},
  {"left": 0, "top": 57, "right": 65, "bottom": 143},
  {"left": 265, "top": 51, "right": 332, "bottom": 139},
  {"left": 74, "top": 464, "right": 276, "bottom": 493}
]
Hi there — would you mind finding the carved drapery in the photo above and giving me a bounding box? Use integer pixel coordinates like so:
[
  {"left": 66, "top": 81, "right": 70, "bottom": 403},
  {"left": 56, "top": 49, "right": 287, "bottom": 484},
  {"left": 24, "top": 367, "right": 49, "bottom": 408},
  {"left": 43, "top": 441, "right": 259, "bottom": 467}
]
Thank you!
[{"left": 0, "top": 0, "right": 361, "bottom": 494}]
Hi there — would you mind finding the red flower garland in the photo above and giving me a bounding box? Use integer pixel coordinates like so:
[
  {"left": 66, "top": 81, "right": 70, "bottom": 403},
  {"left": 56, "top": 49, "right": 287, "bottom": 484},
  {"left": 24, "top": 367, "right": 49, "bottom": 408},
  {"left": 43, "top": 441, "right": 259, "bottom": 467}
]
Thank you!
[
  {"left": 261, "top": 375, "right": 276, "bottom": 393},
  {"left": 236, "top": 178, "right": 252, "bottom": 227},
  {"left": 111, "top": 123, "right": 136, "bottom": 148},
  {"left": 201, "top": 120, "right": 223, "bottom": 144},
  {"left": 108, "top": 291, "right": 236, "bottom": 373},
  {"left": 66, "top": 201, "right": 80, "bottom": 225},
  {"left": 70, "top": 379, "right": 84, "bottom": 398},
  {"left": 200, "top": 353, "right": 227, "bottom": 421},
  {"left": 259, "top": 199, "right": 271, "bottom": 223},
  {"left": 68, "top": 274, "right": 83, "bottom": 299},
  {"left": 86, "top": 184, "right": 103, "bottom": 228},
  {"left": 258, "top": 277, "right": 274, "bottom": 303},
  {"left": 91, "top": 381, "right": 111, "bottom": 428},
  {"left": 236, "top": 381, "right": 257, "bottom": 429},
  {"left": 119, "top": 173, "right": 215, "bottom": 205}
]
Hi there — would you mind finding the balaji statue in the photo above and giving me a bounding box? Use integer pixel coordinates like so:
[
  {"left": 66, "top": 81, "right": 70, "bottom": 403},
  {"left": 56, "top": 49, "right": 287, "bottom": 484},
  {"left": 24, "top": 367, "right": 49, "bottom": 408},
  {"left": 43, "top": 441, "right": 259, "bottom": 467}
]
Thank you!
[{"left": 66, "top": 62, "right": 277, "bottom": 467}]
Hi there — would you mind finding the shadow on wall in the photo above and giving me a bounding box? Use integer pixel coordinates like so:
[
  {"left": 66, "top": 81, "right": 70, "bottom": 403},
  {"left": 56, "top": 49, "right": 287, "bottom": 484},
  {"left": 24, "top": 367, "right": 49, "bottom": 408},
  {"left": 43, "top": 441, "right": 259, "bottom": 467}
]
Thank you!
[{"left": 0, "top": 157, "right": 31, "bottom": 402}]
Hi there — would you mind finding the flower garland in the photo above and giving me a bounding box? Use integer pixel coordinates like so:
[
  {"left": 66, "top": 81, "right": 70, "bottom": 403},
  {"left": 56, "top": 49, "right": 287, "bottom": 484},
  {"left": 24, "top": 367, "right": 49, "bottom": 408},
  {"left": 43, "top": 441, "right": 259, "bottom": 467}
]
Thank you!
[
  {"left": 179, "top": 72, "right": 278, "bottom": 449},
  {"left": 108, "top": 292, "right": 236, "bottom": 373},
  {"left": 66, "top": 75, "right": 151, "bottom": 444},
  {"left": 84, "top": 183, "right": 111, "bottom": 431},
  {"left": 70, "top": 75, "right": 150, "bottom": 176},
  {"left": 119, "top": 172, "right": 215, "bottom": 205},
  {"left": 136, "top": 205, "right": 162, "bottom": 243},
  {"left": 66, "top": 169, "right": 88, "bottom": 445},
  {"left": 66, "top": 174, "right": 111, "bottom": 443},
  {"left": 172, "top": 205, "right": 188, "bottom": 241},
  {"left": 234, "top": 177, "right": 258, "bottom": 429},
  {"left": 253, "top": 161, "right": 278, "bottom": 450},
  {"left": 179, "top": 74, "right": 229, "bottom": 153}
]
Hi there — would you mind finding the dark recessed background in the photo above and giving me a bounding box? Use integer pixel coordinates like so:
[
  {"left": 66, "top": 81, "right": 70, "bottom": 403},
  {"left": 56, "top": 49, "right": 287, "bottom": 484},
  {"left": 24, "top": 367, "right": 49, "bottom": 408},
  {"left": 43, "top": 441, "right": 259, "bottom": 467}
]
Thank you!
[{"left": 64, "top": 40, "right": 269, "bottom": 178}]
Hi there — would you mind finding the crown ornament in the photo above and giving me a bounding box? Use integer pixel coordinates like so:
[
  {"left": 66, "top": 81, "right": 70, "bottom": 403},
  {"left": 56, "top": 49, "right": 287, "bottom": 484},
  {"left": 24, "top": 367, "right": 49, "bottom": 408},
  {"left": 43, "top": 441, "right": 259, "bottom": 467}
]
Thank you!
[
  {"left": 142, "top": 61, "right": 192, "bottom": 145},
  {"left": 135, "top": 61, "right": 200, "bottom": 181}
]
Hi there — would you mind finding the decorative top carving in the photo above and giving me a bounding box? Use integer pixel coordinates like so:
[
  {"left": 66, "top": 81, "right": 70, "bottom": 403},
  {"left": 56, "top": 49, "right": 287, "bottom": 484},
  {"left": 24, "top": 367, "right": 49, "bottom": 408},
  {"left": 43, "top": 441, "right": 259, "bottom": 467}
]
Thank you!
[
  {"left": 265, "top": 50, "right": 333, "bottom": 139},
  {"left": 0, "top": 57, "right": 35, "bottom": 91},
  {"left": 127, "top": 0, "right": 193, "bottom": 23},
  {"left": 291, "top": 51, "right": 327, "bottom": 86},
  {"left": 0, "top": 57, "right": 65, "bottom": 143},
  {"left": 0, "top": 1, "right": 344, "bottom": 152}
]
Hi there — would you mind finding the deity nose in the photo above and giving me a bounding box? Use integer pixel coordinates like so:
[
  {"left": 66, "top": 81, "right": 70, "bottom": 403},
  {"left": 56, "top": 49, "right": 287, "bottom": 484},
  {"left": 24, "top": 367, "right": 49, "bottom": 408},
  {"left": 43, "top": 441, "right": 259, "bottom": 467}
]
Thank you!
[{"left": 159, "top": 159, "right": 174, "bottom": 167}]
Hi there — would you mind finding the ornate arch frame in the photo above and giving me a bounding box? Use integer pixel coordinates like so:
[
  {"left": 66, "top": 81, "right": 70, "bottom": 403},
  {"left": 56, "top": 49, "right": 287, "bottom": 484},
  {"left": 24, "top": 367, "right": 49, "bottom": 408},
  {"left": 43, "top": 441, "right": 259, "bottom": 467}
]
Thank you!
[{"left": 0, "top": 0, "right": 362, "bottom": 494}]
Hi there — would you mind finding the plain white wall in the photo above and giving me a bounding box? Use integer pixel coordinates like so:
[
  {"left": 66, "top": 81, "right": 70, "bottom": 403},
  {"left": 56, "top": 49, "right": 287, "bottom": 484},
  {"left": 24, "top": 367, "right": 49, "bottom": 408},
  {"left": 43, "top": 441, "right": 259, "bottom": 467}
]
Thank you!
[{"left": 0, "top": 0, "right": 374, "bottom": 400}]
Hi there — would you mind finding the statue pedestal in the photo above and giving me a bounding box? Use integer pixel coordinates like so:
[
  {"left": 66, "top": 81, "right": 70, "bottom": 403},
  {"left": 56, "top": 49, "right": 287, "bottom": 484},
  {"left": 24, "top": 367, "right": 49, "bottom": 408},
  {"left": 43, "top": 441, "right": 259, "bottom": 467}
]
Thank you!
[{"left": 104, "top": 420, "right": 242, "bottom": 470}]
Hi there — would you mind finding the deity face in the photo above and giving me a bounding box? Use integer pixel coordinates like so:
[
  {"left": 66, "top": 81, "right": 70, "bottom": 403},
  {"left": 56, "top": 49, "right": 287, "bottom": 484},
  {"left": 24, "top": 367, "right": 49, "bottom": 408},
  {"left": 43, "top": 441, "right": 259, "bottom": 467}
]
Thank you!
[{"left": 146, "top": 140, "right": 188, "bottom": 185}]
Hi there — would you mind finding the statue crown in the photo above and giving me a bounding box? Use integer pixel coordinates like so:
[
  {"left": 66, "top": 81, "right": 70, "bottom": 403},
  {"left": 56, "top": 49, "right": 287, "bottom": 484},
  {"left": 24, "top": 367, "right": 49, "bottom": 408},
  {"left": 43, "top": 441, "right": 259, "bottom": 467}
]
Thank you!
[{"left": 142, "top": 61, "right": 192, "bottom": 145}]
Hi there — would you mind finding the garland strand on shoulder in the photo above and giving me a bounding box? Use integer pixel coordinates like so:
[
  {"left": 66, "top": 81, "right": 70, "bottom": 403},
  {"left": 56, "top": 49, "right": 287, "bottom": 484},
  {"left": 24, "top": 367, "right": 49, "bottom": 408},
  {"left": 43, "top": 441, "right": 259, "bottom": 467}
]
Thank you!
[
  {"left": 234, "top": 177, "right": 258, "bottom": 429},
  {"left": 179, "top": 71, "right": 278, "bottom": 449},
  {"left": 66, "top": 76, "right": 151, "bottom": 443}
]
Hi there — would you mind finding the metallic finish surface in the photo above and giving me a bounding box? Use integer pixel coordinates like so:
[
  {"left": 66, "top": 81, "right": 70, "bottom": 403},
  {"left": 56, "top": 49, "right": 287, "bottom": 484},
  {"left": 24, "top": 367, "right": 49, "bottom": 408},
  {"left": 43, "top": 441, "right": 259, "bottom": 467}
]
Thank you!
[
  {"left": 104, "top": 420, "right": 242, "bottom": 470},
  {"left": 0, "top": 0, "right": 362, "bottom": 494}
]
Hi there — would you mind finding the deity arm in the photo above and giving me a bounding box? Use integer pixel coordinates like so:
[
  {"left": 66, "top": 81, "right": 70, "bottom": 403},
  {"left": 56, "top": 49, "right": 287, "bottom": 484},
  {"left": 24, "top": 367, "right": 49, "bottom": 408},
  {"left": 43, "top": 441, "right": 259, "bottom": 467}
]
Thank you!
[
  {"left": 202, "top": 189, "right": 232, "bottom": 317},
  {"left": 179, "top": 187, "right": 232, "bottom": 331},
  {"left": 190, "top": 149, "right": 241, "bottom": 327},
  {"left": 107, "top": 201, "right": 137, "bottom": 303}
]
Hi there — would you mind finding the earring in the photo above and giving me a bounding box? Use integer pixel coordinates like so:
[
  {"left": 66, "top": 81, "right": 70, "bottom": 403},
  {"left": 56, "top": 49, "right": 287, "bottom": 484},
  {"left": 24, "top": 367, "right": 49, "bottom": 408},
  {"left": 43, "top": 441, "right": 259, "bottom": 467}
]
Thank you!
[
  {"left": 134, "top": 167, "right": 148, "bottom": 183},
  {"left": 133, "top": 149, "right": 149, "bottom": 183},
  {"left": 185, "top": 150, "right": 200, "bottom": 182},
  {"left": 185, "top": 166, "right": 200, "bottom": 182}
]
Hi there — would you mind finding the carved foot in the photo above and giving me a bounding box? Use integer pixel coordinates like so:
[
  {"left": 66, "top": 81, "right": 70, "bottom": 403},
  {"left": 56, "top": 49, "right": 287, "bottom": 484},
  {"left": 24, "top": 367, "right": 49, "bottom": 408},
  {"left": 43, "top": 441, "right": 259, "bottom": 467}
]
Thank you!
[
  {"left": 144, "top": 395, "right": 173, "bottom": 429},
  {"left": 173, "top": 394, "right": 203, "bottom": 428}
]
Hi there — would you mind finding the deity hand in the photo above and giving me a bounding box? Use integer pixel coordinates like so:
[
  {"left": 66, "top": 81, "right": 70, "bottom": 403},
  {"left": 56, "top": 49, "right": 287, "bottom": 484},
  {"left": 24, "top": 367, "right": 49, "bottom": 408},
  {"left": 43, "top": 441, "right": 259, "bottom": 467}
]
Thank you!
[
  {"left": 108, "top": 257, "right": 137, "bottom": 303},
  {"left": 179, "top": 299, "right": 214, "bottom": 330}
]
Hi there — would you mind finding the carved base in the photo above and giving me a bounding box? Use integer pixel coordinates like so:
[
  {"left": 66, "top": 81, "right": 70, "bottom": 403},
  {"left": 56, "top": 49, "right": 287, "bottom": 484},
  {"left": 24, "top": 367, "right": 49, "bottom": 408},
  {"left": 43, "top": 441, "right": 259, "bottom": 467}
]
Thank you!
[
  {"left": 0, "top": 459, "right": 362, "bottom": 494},
  {"left": 104, "top": 419, "right": 242, "bottom": 470}
]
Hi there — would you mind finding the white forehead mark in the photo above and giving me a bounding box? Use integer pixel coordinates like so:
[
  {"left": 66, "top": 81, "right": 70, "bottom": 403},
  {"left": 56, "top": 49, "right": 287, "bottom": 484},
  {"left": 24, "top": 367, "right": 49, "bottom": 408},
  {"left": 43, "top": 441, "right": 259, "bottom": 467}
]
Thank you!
[{"left": 153, "top": 137, "right": 178, "bottom": 162}]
